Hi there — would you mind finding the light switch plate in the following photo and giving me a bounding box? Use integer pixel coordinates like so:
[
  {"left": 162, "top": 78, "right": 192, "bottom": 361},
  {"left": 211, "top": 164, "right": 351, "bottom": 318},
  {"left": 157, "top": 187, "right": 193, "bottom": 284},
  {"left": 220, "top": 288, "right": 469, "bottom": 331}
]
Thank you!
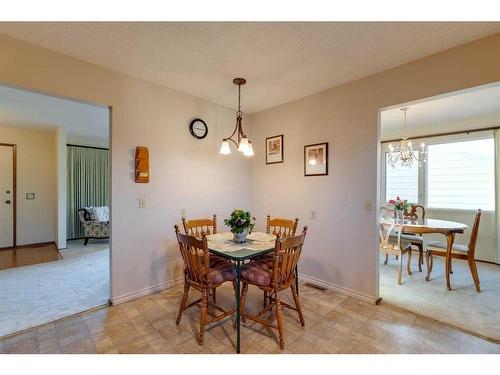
[
  {"left": 310, "top": 210, "right": 317, "bottom": 219},
  {"left": 26, "top": 193, "right": 35, "bottom": 200},
  {"left": 139, "top": 198, "right": 146, "bottom": 208}
]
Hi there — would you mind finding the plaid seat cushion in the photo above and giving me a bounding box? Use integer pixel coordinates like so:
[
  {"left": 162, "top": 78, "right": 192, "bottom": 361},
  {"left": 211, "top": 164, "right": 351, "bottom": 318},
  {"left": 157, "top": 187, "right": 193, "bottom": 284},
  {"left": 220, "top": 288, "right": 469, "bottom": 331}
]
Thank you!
[
  {"left": 241, "top": 260, "right": 276, "bottom": 287},
  {"left": 208, "top": 259, "right": 236, "bottom": 284}
]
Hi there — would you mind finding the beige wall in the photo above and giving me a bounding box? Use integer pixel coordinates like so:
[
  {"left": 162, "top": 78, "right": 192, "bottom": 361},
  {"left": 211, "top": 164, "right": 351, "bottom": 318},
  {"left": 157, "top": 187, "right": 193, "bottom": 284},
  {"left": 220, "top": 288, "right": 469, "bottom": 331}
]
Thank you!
[
  {"left": 2, "top": 32, "right": 500, "bottom": 303},
  {"left": 0, "top": 124, "right": 56, "bottom": 245},
  {"left": 250, "top": 33, "right": 500, "bottom": 301},
  {"left": 0, "top": 34, "right": 252, "bottom": 302}
]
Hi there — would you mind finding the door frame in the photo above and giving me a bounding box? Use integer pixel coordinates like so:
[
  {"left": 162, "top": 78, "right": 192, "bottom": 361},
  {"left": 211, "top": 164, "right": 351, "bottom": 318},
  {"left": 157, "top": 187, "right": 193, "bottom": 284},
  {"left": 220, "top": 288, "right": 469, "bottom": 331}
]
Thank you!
[{"left": 0, "top": 143, "right": 17, "bottom": 247}]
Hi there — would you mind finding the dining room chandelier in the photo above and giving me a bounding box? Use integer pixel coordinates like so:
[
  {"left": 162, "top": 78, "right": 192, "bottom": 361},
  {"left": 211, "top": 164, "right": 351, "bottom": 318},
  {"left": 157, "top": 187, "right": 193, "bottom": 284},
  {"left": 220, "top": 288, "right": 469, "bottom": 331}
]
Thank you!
[
  {"left": 387, "top": 107, "right": 425, "bottom": 168},
  {"left": 219, "top": 78, "right": 254, "bottom": 156}
]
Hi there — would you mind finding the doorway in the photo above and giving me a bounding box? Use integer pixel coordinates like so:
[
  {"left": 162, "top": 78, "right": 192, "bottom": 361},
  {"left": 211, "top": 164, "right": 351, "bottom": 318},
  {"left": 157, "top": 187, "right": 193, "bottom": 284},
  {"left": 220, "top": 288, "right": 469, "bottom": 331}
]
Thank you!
[
  {"left": 0, "top": 144, "right": 16, "bottom": 248},
  {"left": 0, "top": 84, "right": 111, "bottom": 338}
]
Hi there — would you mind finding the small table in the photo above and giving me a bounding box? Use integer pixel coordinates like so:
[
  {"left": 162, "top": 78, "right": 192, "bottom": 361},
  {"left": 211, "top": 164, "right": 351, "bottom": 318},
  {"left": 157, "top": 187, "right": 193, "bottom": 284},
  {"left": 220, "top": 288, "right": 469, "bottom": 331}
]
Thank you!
[
  {"left": 400, "top": 218, "right": 468, "bottom": 291},
  {"left": 206, "top": 231, "right": 276, "bottom": 353}
]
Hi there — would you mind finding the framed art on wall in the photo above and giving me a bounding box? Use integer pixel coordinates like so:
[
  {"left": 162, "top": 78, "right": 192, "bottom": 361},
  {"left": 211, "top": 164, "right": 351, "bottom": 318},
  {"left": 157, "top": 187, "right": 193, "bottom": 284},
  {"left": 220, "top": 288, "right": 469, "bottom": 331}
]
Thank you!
[
  {"left": 266, "top": 134, "right": 284, "bottom": 164},
  {"left": 304, "top": 142, "right": 328, "bottom": 176}
]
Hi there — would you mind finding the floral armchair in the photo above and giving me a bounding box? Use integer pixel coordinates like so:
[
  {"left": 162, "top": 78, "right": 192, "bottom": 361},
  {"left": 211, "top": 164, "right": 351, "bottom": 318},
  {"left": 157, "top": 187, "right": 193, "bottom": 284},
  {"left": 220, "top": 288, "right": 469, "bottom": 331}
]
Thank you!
[{"left": 78, "top": 206, "right": 110, "bottom": 245}]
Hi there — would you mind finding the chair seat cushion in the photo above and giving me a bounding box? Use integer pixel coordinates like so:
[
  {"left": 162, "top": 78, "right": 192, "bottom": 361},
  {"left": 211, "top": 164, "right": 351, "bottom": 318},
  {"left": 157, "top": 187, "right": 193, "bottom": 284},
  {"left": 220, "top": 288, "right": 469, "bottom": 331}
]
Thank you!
[
  {"left": 241, "top": 260, "right": 278, "bottom": 287},
  {"left": 390, "top": 233, "right": 423, "bottom": 243},
  {"left": 427, "top": 241, "right": 469, "bottom": 254},
  {"left": 208, "top": 259, "right": 236, "bottom": 284}
]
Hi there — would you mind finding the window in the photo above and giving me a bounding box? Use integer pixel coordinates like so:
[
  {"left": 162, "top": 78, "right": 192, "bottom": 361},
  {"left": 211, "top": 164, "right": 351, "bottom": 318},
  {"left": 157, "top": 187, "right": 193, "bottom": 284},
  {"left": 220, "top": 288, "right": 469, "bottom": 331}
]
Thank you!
[
  {"left": 427, "top": 138, "right": 495, "bottom": 210},
  {"left": 385, "top": 151, "right": 419, "bottom": 203}
]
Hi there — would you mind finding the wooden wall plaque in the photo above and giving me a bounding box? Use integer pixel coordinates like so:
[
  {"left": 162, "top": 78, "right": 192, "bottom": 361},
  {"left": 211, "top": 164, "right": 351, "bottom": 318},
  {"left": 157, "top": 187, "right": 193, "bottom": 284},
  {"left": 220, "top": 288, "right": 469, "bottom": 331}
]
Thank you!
[{"left": 135, "top": 146, "right": 149, "bottom": 183}]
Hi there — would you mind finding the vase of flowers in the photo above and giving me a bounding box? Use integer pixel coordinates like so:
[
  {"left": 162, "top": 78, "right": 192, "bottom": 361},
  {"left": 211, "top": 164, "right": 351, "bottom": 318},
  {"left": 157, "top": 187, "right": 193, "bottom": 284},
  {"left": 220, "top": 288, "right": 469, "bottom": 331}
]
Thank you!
[
  {"left": 388, "top": 197, "right": 411, "bottom": 216},
  {"left": 224, "top": 209, "right": 256, "bottom": 243}
]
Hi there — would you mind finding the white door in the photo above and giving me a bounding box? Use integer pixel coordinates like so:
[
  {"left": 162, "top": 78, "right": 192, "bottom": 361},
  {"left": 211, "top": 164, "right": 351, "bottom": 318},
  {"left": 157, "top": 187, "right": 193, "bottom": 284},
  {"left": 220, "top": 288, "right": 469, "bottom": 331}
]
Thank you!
[{"left": 0, "top": 145, "right": 14, "bottom": 248}]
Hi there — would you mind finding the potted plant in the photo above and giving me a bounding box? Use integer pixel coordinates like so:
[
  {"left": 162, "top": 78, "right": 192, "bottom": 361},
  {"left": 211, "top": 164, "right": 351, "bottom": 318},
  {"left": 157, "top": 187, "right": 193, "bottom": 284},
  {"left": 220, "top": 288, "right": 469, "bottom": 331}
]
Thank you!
[
  {"left": 224, "top": 209, "right": 255, "bottom": 243},
  {"left": 388, "top": 197, "right": 411, "bottom": 213}
]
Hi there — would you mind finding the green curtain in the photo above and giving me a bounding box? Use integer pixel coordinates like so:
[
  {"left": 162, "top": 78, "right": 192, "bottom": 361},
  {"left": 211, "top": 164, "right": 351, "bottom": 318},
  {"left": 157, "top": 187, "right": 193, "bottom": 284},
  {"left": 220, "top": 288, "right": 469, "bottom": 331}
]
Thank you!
[{"left": 67, "top": 146, "right": 109, "bottom": 239}]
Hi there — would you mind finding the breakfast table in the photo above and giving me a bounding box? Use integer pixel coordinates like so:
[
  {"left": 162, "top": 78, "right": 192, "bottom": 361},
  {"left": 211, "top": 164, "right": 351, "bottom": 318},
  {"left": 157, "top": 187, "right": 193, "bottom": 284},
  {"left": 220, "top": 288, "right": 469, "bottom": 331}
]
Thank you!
[
  {"left": 399, "top": 218, "right": 468, "bottom": 291},
  {"left": 206, "top": 231, "right": 277, "bottom": 353}
]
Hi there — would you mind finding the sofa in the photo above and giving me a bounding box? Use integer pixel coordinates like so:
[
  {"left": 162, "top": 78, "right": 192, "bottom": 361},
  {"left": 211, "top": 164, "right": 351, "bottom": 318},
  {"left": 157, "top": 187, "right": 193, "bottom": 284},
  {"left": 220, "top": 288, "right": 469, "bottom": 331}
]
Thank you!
[{"left": 78, "top": 206, "right": 110, "bottom": 245}]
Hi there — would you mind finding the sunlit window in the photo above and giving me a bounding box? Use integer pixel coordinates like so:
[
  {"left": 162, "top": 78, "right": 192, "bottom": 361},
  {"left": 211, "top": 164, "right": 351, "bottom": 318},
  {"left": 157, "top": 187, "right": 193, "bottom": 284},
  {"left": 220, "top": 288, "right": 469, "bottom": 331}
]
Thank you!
[{"left": 385, "top": 151, "right": 419, "bottom": 204}]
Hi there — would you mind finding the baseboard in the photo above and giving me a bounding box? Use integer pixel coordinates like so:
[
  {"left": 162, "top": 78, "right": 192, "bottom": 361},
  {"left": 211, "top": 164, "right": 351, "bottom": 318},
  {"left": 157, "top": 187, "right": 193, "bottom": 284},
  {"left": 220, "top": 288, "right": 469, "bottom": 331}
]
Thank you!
[
  {"left": 110, "top": 277, "right": 184, "bottom": 305},
  {"left": 299, "top": 273, "right": 378, "bottom": 304}
]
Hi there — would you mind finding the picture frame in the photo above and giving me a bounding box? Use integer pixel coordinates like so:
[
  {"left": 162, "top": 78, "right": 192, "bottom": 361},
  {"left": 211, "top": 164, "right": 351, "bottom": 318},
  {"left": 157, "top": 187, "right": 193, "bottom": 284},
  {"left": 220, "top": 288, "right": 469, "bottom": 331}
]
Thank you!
[
  {"left": 304, "top": 142, "right": 328, "bottom": 176},
  {"left": 266, "top": 134, "right": 284, "bottom": 164}
]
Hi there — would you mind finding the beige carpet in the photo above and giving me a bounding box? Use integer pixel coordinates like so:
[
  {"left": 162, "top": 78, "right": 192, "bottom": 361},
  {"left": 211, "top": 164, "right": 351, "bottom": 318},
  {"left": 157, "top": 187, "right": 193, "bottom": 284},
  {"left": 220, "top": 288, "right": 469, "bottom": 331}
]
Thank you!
[
  {"left": 0, "top": 240, "right": 109, "bottom": 337},
  {"left": 380, "top": 252, "right": 500, "bottom": 341}
]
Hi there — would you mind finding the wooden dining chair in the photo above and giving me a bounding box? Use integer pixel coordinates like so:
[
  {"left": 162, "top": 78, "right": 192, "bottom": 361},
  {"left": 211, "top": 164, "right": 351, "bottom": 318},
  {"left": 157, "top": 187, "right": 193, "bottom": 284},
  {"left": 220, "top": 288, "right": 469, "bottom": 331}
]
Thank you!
[
  {"left": 425, "top": 209, "right": 482, "bottom": 292},
  {"left": 380, "top": 207, "right": 413, "bottom": 285},
  {"left": 174, "top": 225, "right": 237, "bottom": 345},
  {"left": 239, "top": 226, "right": 308, "bottom": 350},
  {"left": 182, "top": 214, "right": 217, "bottom": 236},
  {"left": 266, "top": 215, "right": 299, "bottom": 238},
  {"left": 262, "top": 215, "right": 299, "bottom": 305},
  {"left": 402, "top": 204, "right": 426, "bottom": 272}
]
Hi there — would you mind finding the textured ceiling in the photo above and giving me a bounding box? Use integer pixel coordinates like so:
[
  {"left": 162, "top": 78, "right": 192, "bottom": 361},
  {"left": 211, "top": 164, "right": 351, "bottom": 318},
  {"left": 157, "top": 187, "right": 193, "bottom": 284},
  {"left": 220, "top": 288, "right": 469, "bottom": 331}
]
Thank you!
[
  {"left": 0, "top": 85, "right": 109, "bottom": 139},
  {"left": 1, "top": 22, "right": 500, "bottom": 113},
  {"left": 381, "top": 84, "right": 500, "bottom": 140}
]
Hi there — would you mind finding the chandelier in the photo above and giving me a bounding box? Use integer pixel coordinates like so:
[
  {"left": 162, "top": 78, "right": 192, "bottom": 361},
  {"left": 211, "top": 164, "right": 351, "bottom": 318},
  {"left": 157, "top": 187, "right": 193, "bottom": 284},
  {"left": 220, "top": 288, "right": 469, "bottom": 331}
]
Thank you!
[
  {"left": 219, "top": 78, "right": 254, "bottom": 157},
  {"left": 387, "top": 107, "right": 425, "bottom": 168}
]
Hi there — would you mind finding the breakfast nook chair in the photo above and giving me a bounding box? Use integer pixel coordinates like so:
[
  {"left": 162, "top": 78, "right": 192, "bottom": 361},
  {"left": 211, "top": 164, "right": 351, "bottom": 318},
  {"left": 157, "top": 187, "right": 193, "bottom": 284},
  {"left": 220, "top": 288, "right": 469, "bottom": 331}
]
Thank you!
[
  {"left": 174, "top": 225, "right": 237, "bottom": 345},
  {"left": 239, "top": 226, "right": 308, "bottom": 350},
  {"left": 402, "top": 204, "right": 426, "bottom": 272},
  {"left": 426, "top": 209, "right": 482, "bottom": 292},
  {"left": 380, "top": 207, "right": 413, "bottom": 285}
]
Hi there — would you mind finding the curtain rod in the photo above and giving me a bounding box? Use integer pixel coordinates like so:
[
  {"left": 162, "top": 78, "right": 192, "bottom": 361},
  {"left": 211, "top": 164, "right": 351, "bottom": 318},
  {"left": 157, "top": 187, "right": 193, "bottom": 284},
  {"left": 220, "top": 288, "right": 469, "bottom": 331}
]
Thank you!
[
  {"left": 381, "top": 125, "right": 500, "bottom": 144},
  {"left": 67, "top": 144, "right": 109, "bottom": 151}
]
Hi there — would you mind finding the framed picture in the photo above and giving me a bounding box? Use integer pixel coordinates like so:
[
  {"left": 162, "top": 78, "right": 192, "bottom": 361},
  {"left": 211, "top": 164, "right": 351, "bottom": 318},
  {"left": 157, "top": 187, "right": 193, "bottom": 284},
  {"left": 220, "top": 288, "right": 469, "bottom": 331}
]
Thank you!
[
  {"left": 266, "top": 134, "right": 284, "bottom": 164},
  {"left": 304, "top": 142, "right": 328, "bottom": 176}
]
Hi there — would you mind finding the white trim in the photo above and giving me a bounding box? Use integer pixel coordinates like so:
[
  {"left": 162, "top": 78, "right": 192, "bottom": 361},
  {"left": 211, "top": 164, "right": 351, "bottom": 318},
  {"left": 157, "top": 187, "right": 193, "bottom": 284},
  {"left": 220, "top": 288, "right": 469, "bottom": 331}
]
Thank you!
[
  {"left": 299, "top": 273, "right": 378, "bottom": 305},
  {"left": 110, "top": 277, "right": 184, "bottom": 305}
]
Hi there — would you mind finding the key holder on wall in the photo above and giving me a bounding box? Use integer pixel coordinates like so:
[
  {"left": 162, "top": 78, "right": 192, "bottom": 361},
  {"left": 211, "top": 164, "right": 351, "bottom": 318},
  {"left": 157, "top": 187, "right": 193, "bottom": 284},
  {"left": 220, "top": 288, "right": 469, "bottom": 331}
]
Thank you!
[{"left": 135, "top": 146, "right": 149, "bottom": 183}]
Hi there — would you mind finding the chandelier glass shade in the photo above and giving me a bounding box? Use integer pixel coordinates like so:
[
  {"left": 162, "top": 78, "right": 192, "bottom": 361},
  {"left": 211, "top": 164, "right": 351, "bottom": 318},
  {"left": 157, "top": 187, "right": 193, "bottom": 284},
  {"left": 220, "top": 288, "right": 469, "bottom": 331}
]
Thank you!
[
  {"left": 387, "top": 107, "right": 426, "bottom": 168},
  {"left": 219, "top": 78, "right": 253, "bottom": 157}
]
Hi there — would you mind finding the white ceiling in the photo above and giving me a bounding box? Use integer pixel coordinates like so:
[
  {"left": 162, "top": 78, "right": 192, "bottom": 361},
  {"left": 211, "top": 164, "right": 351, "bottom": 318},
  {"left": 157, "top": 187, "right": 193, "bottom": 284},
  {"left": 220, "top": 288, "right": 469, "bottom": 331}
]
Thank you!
[
  {"left": 0, "top": 85, "right": 109, "bottom": 139},
  {"left": 1, "top": 22, "right": 500, "bottom": 113},
  {"left": 380, "top": 83, "right": 500, "bottom": 140}
]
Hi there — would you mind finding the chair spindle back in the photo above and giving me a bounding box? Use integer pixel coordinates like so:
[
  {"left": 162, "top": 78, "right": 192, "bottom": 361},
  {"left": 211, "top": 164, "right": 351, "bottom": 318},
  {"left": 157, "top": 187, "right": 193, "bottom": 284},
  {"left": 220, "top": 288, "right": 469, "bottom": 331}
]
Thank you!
[
  {"left": 266, "top": 215, "right": 299, "bottom": 238},
  {"left": 271, "top": 226, "right": 308, "bottom": 287},
  {"left": 182, "top": 215, "right": 217, "bottom": 237},
  {"left": 175, "top": 225, "right": 210, "bottom": 286},
  {"left": 403, "top": 204, "right": 425, "bottom": 221}
]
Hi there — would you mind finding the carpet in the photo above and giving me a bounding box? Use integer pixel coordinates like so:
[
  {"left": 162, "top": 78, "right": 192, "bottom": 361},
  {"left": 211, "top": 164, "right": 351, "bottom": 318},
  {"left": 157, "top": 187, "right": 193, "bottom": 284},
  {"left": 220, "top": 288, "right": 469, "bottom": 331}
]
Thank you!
[
  {"left": 0, "top": 240, "right": 109, "bottom": 337},
  {"left": 380, "top": 252, "right": 500, "bottom": 341}
]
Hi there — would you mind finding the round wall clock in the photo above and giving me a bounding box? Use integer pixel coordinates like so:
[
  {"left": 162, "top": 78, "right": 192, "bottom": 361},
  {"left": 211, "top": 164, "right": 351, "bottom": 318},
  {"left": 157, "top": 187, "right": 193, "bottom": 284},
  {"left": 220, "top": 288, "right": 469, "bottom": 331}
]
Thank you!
[{"left": 189, "top": 118, "right": 208, "bottom": 139}]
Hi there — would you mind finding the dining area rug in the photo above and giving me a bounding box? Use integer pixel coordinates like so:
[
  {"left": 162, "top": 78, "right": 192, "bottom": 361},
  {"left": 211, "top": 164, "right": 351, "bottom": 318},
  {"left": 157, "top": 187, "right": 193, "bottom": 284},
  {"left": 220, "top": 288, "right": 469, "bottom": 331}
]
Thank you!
[{"left": 379, "top": 253, "right": 500, "bottom": 342}]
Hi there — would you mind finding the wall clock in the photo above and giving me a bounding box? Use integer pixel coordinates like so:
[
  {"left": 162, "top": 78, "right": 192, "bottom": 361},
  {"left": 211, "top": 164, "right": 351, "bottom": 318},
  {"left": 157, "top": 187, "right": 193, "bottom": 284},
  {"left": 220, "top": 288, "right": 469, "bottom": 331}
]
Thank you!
[{"left": 189, "top": 118, "right": 208, "bottom": 139}]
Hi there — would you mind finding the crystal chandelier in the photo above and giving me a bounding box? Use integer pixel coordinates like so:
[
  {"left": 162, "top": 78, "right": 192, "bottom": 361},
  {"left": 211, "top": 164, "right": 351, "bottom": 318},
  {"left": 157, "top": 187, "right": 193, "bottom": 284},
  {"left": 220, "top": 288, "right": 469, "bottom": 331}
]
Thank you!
[
  {"left": 219, "top": 78, "right": 254, "bottom": 157},
  {"left": 387, "top": 107, "right": 425, "bottom": 168}
]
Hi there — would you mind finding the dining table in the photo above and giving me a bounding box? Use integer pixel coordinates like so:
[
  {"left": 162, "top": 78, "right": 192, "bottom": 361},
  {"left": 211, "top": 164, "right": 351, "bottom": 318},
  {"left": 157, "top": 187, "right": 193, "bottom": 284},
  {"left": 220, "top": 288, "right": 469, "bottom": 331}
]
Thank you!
[
  {"left": 399, "top": 218, "right": 468, "bottom": 291},
  {"left": 206, "top": 231, "right": 278, "bottom": 354}
]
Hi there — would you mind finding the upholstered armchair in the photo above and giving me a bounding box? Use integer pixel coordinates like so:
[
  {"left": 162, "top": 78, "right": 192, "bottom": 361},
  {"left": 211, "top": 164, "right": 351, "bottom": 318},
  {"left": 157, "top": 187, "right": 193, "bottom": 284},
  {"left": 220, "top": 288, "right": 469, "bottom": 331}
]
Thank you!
[{"left": 78, "top": 206, "right": 110, "bottom": 245}]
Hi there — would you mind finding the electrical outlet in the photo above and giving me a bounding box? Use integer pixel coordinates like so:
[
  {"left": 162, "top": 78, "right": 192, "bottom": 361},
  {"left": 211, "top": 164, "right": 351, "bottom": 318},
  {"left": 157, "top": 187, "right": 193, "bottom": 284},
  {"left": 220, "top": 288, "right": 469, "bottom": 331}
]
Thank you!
[
  {"left": 310, "top": 210, "right": 317, "bottom": 220},
  {"left": 181, "top": 208, "right": 187, "bottom": 218},
  {"left": 364, "top": 200, "right": 373, "bottom": 211},
  {"left": 138, "top": 198, "right": 146, "bottom": 209}
]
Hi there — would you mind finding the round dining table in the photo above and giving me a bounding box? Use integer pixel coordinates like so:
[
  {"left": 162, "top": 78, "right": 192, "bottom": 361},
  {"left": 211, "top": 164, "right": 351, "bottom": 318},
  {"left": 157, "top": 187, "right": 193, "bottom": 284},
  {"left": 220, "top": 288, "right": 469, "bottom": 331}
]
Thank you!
[{"left": 400, "top": 218, "right": 468, "bottom": 291}]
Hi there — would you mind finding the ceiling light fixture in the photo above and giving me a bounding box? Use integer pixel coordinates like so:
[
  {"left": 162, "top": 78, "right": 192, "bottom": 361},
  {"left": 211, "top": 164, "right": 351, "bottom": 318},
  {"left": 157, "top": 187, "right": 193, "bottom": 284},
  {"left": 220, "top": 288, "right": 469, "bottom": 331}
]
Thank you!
[
  {"left": 219, "top": 78, "right": 253, "bottom": 157},
  {"left": 387, "top": 107, "right": 426, "bottom": 168}
]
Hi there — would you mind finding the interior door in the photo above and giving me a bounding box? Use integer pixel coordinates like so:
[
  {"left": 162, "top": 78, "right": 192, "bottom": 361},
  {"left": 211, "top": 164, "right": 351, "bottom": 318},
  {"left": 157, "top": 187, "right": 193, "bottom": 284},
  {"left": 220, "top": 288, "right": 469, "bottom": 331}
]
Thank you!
[{"left": 0, "top": 145, "right": 14, "bottom": 248}]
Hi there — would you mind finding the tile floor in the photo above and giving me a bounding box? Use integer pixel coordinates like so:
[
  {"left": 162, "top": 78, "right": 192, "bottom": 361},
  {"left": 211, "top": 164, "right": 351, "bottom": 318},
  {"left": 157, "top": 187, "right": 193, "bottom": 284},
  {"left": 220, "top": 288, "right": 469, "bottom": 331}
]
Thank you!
[{"left": 1, "top": 282, "right": 499, "bottom": 354}]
